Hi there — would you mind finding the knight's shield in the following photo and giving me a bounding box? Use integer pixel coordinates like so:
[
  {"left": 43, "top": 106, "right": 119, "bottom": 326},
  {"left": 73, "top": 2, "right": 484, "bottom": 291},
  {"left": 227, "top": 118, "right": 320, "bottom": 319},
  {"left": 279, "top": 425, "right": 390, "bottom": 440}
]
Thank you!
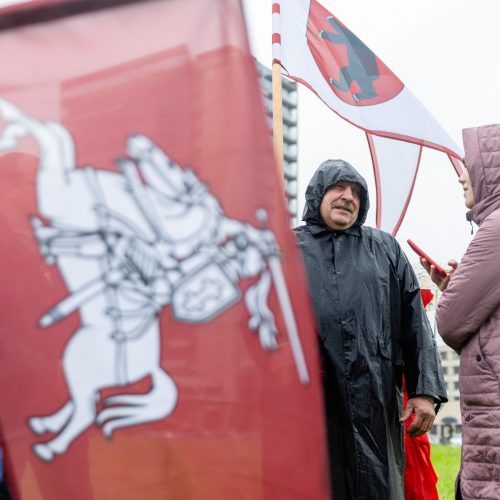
[{"left": 171, "top": 262, "right": 240, "bottom": 323}]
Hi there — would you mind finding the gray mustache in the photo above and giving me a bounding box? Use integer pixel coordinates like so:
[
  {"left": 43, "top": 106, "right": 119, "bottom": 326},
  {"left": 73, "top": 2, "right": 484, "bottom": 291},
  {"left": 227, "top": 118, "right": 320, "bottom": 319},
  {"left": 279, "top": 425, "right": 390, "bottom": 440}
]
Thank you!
[{"left": 330, "top": 203, "right": 354, "bottom": 213}]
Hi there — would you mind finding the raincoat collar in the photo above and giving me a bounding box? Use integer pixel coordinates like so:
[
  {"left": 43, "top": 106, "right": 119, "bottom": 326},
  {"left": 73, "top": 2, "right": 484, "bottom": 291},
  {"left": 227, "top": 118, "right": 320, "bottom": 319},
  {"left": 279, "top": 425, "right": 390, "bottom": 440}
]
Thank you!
[{"left": 307, "top": 221, "right": 362, "bottom": 237}]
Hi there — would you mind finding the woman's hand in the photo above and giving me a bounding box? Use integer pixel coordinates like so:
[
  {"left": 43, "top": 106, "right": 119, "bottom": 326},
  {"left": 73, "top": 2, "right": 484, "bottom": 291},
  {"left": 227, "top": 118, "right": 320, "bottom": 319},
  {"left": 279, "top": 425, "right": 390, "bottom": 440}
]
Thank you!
[{"left": 420, "top": 258, "right": 458, "bottom": 292}]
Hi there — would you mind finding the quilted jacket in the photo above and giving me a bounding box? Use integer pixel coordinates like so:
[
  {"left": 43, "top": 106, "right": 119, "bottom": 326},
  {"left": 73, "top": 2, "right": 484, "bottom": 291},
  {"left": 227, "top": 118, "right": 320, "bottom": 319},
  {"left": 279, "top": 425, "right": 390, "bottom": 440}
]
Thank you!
[{"left": 437, "top": 124, "right": 500, "bottom": 499}]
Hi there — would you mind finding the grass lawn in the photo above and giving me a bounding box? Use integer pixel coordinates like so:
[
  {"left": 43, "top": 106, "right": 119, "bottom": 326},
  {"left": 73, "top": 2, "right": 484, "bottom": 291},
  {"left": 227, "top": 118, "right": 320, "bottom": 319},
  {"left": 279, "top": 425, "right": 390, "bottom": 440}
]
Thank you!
[{"left": 431, "top": 444, "right": 461, "bottom": 500}]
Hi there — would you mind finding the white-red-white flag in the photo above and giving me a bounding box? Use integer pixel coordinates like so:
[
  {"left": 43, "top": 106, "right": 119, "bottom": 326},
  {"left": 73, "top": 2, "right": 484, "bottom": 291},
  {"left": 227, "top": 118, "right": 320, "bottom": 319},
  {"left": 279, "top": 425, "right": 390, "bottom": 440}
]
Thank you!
[{"left": 273, "top": 0, "right": 463, "bottom": 234}]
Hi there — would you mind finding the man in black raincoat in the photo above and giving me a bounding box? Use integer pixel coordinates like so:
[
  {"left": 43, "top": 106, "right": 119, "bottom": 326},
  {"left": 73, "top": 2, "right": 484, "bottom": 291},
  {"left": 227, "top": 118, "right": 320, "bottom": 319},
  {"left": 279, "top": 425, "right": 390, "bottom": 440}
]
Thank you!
[{"left": 295, "top": 160, "right": 447, "bottom": 500}]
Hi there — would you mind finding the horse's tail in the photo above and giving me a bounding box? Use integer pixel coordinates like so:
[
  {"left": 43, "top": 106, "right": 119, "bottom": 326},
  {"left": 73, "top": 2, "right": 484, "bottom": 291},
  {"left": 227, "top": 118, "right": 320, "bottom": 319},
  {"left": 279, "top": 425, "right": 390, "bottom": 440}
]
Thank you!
[{"left": 0, "top": 98, "right": 75, "bottom": 182}]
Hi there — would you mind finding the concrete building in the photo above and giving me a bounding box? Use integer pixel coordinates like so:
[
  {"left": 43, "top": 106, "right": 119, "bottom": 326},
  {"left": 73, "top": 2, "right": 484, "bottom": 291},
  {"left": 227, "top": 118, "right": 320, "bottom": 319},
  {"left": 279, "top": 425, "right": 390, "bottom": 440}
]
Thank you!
[{"left": 256, "top": 62, "right": 299, "bottom": 226}]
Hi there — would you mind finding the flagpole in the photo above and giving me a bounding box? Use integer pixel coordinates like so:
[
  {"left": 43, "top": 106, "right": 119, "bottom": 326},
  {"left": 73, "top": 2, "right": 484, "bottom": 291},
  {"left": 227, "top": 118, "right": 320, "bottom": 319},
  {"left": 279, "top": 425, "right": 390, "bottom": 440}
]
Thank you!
[
  {"left": 272, "top": 61, "right": 284, "bottom": 181},
  {"left": 271, "top": 1, "right": 284, "bottom": 182}
]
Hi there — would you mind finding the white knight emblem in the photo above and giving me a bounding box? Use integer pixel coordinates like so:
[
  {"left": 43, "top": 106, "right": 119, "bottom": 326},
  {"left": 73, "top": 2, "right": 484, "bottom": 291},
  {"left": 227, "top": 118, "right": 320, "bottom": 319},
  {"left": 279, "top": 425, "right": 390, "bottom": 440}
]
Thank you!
[{"left": 0, "top": 99, "right": 309, "bottom": 462}]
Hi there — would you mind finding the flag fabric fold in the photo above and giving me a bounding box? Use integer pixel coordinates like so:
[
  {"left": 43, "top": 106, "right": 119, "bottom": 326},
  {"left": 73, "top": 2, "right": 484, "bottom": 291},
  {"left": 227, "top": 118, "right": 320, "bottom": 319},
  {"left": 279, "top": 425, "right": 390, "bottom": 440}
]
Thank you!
[{"left": 274, "top": 0, "right": 463, "bottom": 234}]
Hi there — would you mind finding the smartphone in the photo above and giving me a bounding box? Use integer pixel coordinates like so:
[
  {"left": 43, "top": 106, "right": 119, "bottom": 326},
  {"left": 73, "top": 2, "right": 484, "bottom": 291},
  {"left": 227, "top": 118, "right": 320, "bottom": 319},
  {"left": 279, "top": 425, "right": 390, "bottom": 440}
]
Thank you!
[{"left": 407, "top": 239, "right": 446, "bottom": 276}]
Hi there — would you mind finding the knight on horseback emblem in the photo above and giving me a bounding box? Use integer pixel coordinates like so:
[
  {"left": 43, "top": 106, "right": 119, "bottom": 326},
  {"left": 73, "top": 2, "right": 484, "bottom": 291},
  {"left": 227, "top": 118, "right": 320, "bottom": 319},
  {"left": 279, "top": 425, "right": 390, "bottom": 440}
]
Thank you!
[{"left": 0, "top": 99, "right": 309, "bottom": 462}]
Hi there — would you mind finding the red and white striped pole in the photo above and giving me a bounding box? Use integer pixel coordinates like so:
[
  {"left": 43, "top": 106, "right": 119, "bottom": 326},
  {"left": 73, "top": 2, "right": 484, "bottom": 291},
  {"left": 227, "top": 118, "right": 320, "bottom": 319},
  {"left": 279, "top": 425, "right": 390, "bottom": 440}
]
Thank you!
[{"left": 271, "top": 2, "right": 284, "bottom": 181}]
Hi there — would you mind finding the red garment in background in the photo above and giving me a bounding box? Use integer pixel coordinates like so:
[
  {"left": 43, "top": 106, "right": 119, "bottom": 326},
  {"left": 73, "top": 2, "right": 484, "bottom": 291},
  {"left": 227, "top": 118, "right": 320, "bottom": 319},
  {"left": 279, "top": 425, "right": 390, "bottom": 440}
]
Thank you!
[
  {"left": 420, "top": 289, "right": 435, "bottom": 310},
  {"left": 403, "top": 289, "right": 439, "bottom": 500}
]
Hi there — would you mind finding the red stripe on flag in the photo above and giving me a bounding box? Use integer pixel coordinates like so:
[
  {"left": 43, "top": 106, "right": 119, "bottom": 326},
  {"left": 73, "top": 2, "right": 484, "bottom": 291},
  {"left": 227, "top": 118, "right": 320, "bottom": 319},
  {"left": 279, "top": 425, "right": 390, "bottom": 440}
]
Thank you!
[
  {"left": 449, "top": 154, "right": 463, "bottom": 176},
  {"left": 272, "top": 3, "right": 280, "bottom": 14},
  {"left": 272, "top": 33, "right": 281, "bottom": 44}
]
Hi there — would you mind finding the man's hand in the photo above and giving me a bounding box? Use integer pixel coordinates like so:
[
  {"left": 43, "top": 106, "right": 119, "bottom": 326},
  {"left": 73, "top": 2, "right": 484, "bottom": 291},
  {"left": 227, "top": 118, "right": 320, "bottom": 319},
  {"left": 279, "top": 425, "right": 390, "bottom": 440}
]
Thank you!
[
  {"left": 400, "top": 396, "right": 436, "bottom": 438},
  {"left": 420, "top": 257, "right": 458, "bottom": 292}
]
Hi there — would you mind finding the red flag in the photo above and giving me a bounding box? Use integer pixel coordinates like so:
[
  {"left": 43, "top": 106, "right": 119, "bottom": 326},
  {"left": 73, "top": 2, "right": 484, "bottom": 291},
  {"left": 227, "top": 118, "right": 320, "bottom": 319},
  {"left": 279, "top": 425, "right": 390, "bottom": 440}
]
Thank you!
[
  {"left": 273, "top": 0, "right": 463, "bottom": 234},
  {"left": 0, "top": 1, "right": 330, "bottom": 498},
  {"left": 402, "top": 288, "right": 439, "bottom": 500}
]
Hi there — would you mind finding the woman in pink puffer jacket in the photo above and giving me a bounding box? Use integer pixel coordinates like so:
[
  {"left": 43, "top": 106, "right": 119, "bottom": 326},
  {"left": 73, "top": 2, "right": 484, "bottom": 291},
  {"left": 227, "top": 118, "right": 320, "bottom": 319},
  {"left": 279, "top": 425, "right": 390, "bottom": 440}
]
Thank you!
[{"left": 430, "top": 124, "right": 500, "bottom": 499}]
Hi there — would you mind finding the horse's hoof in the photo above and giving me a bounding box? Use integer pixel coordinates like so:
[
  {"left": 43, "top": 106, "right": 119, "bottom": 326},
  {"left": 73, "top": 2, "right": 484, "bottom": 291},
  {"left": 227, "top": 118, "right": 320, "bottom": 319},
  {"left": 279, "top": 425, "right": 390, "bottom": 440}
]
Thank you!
[
  {"left": 33, "top": 443, "right": 55, "bottom": 462},
  {"left": 28, "top": 417, "right": 46, "bottom": 436},
  {"left": 103, "top": 425, "right": 114, "bottom": 440}
]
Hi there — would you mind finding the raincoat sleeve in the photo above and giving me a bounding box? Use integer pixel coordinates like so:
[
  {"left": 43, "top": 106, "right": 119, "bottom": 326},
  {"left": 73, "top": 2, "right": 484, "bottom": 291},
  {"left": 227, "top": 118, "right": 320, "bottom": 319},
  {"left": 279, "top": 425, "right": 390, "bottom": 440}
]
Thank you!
[
  {"left": 396, "top": 242, "right": 447, "bottom": 403},
  {"left": 436, "top": 215, "right": 500, "bottom": 353}
]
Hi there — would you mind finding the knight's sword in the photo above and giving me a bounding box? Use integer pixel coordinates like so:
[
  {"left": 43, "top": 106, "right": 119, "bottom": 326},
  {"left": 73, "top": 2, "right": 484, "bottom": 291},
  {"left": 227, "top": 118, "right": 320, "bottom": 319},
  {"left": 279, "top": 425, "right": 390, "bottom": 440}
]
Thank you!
[
  {"left": 256, "top": 209, "right": 310, "bottom": 385},
  {"left": 267, "top": 255, "right": 310, "bottom": 385}
]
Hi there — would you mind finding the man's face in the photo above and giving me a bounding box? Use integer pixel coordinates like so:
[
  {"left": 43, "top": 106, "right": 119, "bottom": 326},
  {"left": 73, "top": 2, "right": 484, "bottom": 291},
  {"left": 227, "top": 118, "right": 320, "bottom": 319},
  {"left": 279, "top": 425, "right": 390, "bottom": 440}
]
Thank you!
[
  {"left": 320, "top": 181, "right": 361, "bottom": 230},
  {"left": 459, "top": 165, "right": 475, "bottom": 209}
]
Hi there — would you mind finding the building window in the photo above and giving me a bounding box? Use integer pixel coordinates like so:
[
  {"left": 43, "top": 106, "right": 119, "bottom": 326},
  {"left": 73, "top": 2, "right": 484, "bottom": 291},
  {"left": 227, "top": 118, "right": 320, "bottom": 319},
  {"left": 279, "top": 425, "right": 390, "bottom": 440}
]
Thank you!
[
  {"left": 284, "top": 162, "right": 297, "bottom": 178},
  {"left": 440, "top": 351, "right": 448, "bottom": 361},
  {"left": 285, "top": 180, "right": 298, "bottom": 197},
  {"left": 282, "top": 106, "right": 297, "bottom": 122},
  {"left": 284, "top": 143, "right": 298, "bottom": 158}
]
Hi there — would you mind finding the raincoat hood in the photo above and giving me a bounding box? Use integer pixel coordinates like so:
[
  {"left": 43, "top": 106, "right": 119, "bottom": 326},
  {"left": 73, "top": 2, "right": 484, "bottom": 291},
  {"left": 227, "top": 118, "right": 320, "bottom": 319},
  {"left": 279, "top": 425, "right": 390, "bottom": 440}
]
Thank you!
[
  {"left": 302, "top": 159, "right": 369, "bottom": 229},
  {"left": 463, "top": 124, "right": 500, "bottom": 226}
]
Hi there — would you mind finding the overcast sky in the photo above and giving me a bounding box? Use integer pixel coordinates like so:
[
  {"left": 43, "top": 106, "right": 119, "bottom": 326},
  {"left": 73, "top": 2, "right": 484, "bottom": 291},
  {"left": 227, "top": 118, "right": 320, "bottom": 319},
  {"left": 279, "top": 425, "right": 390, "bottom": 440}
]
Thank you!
[{"left": 242, "top": 0, "right": 500, "bottom": 265}]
